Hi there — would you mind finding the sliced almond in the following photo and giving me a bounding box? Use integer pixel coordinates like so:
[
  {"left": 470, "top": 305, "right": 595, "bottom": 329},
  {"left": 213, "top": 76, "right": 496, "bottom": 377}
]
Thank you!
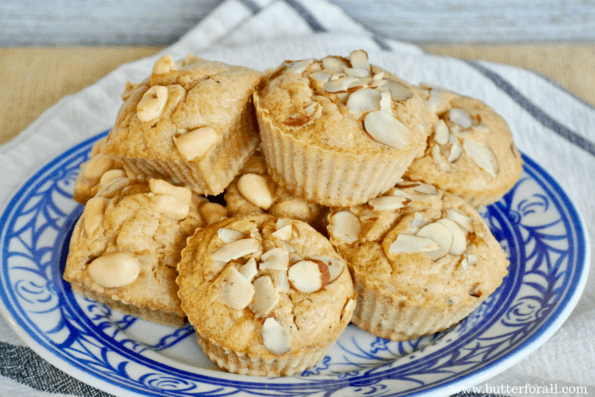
[
  {"left": 262, "top": 317, "right": 291, "bottom": 355},
  {"left": 260, "top": 247, "right": 289, "bottom": 271},
  {"left": 221, "top": 267, "right": 255, "bottom": 310},
  {"left": 238, "top": 258, "right": 258, "bottom": 281},
  {"left": 447, "top": 210, "right": 474, "bottom": 233},
  {"left": 250, "top": 276, "right": 279, "bottom": 317},
  {"left": 173, "top": 127, "right": 218, "bottom": 160},
  {"left": 271, "top": 269, "right": 290, "bottom": 291},
  {"left": 308, "top": 256, "right": 345, "bottom": 282},
  {"left": 473, "top": 125, "right": 490, "bottom": 134},
  {"left": 271, "top": 224, "right": 293, "bottom": 241},
  {"left": 322, "top": 56, "right": 347, "bottom": 71},
  {"left": 410, "top": 212, "right": 427, "bottom": 229},
  {"left": 448, "top": 135, "right": 463, "bottom": 162},
  {"left": 463, "top": 139, "right": 499, "bottom": 177},
  {"left": 411, "top": 183, "right": 438, "bottom": 195},
  {"left": 461, "top": 254, "right": 478, "bottom": 270},
  {"left": 237, "top": 173, "right": 273, "bottom": 210},
  {"left": 310, "top": 71, "right": 331, "bottom": 83},
  {"left": 434, "top": 119, "right": 450, "bottom": 145},
  {"left": 368, "top": 195, "right": 410, "bottom": 211},
  {"left": 437, "top": 218, "right": 467, "bottom": 255},
  {"left": 84, "top": 197, "right": 107, "bottom": 236},
  {"left": 217, "top": 228, "right": 245, "bottom": 244},
  {"left": 288, "top": 259, "right": 330, "bottom": 293},
  {"left": 329, "top": 211, "right": 361, "bottom": 244},
  {"left": 99, "top": 169, "right": 126, "bottom": 187},
  {"left": 363, "top": 110, "right": 410, "bottom": 149},
  {"left": 286, "top": 59, "right": 314, "bottom": 74},
  {"left": 432, "top": 143, "right": 450, "bottom": 172},
  {"left": 341, "top": 298, "right": 356, "bottom": 322},
  {"left": 346, "top": 88, "right": 381, "bottom": 113},
  {"left": 378, "top": 80, "right": 413, "bottom": 101},
  {"left": 349, "top": 50, "right": 370, "bottom": 71},
  {"left": 211, "top": 238, "right": 259, "bottom": 263},
  {"left": 416, "top": 222, "right": 453, "bottom": 260},
  {"left": 389, "top": 234, "right": 440, "bottom": 254},
  {"left": 325, "top": 77, "right": 359, "bottom": 93},
  {"left": 343, "top": 67, "right": 369, "bottom": 78},
  {"left": 449, "top": 109, "right": 473, "bottom": 128},
  {"left": 379, "top": 92, "right": 392, "bottom": 113}
]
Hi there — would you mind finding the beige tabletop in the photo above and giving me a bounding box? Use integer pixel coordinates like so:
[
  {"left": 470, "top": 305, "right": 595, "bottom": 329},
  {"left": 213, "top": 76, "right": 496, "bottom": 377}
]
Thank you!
[{"left": 1, "top": 44, "right": 594, "bottom": 146}]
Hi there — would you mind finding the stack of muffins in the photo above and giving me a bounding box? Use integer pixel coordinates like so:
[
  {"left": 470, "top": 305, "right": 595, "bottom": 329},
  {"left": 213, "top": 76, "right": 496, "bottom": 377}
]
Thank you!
[{"left": 64, "top": 51, "right": 523, "bottom": 377}]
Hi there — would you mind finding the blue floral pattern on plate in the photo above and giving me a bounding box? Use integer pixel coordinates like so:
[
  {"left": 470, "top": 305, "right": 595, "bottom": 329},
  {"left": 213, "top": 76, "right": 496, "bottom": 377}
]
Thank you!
[{"left": 0, "top": 132, "right": 589, "bottom": 397}]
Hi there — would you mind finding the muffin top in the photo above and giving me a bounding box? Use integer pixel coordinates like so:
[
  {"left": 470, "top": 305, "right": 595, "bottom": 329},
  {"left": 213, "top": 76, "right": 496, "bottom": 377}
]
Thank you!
[
  {"left": 64, "top": 178, "right": 209, "bottom": 316},
  {"left": 102, "top": 54, "right": 263, "bottom": 161},
  {"left": 255, "top": 50, "right": 432, "bottom": 157},
  {"left": 328, "top": 192, "right": 509, "bottom": 309},
  {"left": 177, "top": 214, "right": 355, "bottom": 359},
  {"left": 405, "top": 85, "right": 523, "bottom": 207},
  {"left": 224, "top": 151, "right": 324, "bottom": 227}
]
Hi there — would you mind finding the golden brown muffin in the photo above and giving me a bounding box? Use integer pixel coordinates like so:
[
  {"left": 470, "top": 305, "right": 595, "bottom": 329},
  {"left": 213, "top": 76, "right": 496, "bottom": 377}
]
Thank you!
[
  {"left": 406, "top": 85, "right": 523, "bottom": 207},
  {"left": 64, "top": 178, "right": 227, "bottom": 327},
  {"left": 254, "top": 50, "right": 432, "bottom": 207},
  {"left": 102, "top": 54, "right": 263, "bottom": 196},
  {"left": 224, "top": 151, "right": 325, "bottom": 229},
  {"left": 177, "top": 214, "right": 356, "bottom": 376},
  {"left": 327, "top": 191, "right": 509, "bottom": 341}
]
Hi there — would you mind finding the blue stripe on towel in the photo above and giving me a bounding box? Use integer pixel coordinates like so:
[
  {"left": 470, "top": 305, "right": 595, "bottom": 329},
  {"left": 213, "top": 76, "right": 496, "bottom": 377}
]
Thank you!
[
  {"left": 239, "top": 0, "right": 261, "bottom": 13},
  {"left": 464, "top": 59, "right": 595, "bottom": 157},
  {"left": 284, "top": 0, "right": 327, "bottom": 32}
]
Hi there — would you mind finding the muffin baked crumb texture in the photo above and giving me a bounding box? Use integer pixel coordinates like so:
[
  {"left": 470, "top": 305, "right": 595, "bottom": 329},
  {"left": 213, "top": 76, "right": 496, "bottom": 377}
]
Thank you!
[{"left": 64, "top": 50, "right": 521, "bottom": 376}]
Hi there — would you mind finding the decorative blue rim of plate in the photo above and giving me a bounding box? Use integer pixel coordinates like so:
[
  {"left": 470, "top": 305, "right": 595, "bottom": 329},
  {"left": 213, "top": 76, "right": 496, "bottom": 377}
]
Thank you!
[{"left": 0, "top": 131, "right": 590, "bottom": 397}]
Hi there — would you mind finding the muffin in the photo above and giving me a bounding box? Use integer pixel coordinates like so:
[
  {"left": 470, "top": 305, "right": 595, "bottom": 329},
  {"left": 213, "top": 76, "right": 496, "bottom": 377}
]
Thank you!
[
  {"left": 73, "top": 137, "right": 129, "bottom": 205},
  {"left": 177, "top": 214, "right": 356, "bottom": 376},
  {"left": 64, "top": 178, "right": 226, "bottom": 327},
  {"left": 224, "top": 151, "right": 324, "bottom": 229},
  {"left": 406, "top": 84, "right": 523, "bottom": 207},
  {"left": 254, "top": 50, "right": 432, "bottom": 207},
  {"left": 101, "top": 54, "right": 263, "bottom": 196},
  {"left": 327, "top": 191, "right": 509, "bottom": 341}
]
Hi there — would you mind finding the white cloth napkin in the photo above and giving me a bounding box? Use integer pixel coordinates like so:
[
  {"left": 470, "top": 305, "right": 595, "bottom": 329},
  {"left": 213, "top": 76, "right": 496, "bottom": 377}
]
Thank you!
[{"left": 1, "top": 0, "right": 594, "bottom": 396}]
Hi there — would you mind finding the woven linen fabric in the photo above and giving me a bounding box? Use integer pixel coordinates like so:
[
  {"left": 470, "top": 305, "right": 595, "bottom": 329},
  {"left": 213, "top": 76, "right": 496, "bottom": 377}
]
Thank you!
[{"left": 0, "top": 0, "right": 593, "bottom": 396}]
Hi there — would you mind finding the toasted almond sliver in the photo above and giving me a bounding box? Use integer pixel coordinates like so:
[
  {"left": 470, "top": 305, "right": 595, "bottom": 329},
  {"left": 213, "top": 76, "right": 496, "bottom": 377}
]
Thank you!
[
  {"left": 217, "top": 228, "right": 245, "bottom": 244},
  {"left": 271, "top": 224, "right": 293, "bottom": 241},
  {"left": 346, "top": 88, "right": 381, "bottom": 113},
  {"left": 88, "top": 252, "right": 141, "bottom": 288},
  {"left": 368, "top": 195, "right": 409, "bottom": 211},
  {"left": 322, "top": 56, "right": 347, "bottom": 71},
  {"left": 449, "top": 109, "right": 473, "bottom": 128},
  {"left": 448, "top": 136, "right": 463, "bottom": 162},
  {"left": 250, "top": 276, "right": 279, "bottom": 317},
  {"left": 463, "top": 139, "right": 499, "bottom": 177},
  {"left": 389, "top": 234, "right": 440, "bottom": 254},
  {"left": 286, "top": 58, "right": 314, "bottom": 74},
  {"left": 83, "top": 154, "right": 114, "bottom": 181},
  {"left": 343, "top": 67, "right": 369, "bottom": 78},
  {"left": 434, "top": 119, "right": 450, "bottom": 145},
  {"left": 173, "top": 127, "right": 218, "bottom": 160},
  {"left": 151, "top": 195, "right": 190, "bottom": 220},
  {"left": 238, "top": 258, "right": 258, "bottom": 281},
  {"left": 325, "top": 77, "right": 360, "bottom": 93},
  {"left": 260, "top": 247, "right": 289, "bottom": 270},
  {"left": 211, "top": 238, "right": 259, "bottom": 263},
  {"left": 411, "top": 183, "right": 438, "bottom": 195},
  {"left": 364, "top": 110, "right": 410, "bottom": 149},
  {"left": 308, "top": 256, "right": 345, "bottom": 282},
  {"left": 349, "top": 50, "right": 370, "bottom": 71},
  {"left": 378, "top": 80, "right": 413, "bottom": 101},
  {"left": 221, "top": 267, "right": 255, "bottom": 310},
  {"left": 437, "top": 218, "right": 467, "bottom": 255},
  {"left": 288, "top": 260, "right": 329, "bottom": 293},
  {"left": 149, "top": 179, "right": 192, "bottom": 206},
  {"left": 447, "top": 210, "right": 474, "bottom": 233},
  {"left": 416, "top": 222, "right": 453, "bottom": 260},
  {"left": 84, "top": 197, "right": 107, "bottom": 236},
  {"left": 262, "top": 317, "right": 291, "bottom": 355},
  {"left": 310, "top": 71, "right": 331, "bottom": 83},
  {"left": 99, "top": 169, "right": 126, "bottom": 187},
  {"left": 329, "top": 211, "right": 361, "bottom": 244}
]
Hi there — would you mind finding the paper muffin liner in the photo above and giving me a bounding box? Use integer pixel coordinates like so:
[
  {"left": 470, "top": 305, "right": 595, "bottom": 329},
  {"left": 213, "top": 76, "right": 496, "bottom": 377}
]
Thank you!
[
  {"left": 195, "top": 333, "right": 332, "bottom": 377},
  {"left": 350, "top": 270, "right": 484, "bottom": 341},
  {"left": 255, "top": 94, "right": 419, "bottom": 207}
]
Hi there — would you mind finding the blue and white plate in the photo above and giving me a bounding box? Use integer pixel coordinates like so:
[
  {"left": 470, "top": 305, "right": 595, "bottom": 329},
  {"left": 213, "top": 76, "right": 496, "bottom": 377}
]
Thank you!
[{"left": 0, "top": 132, "right": 589, "bottom": 397}]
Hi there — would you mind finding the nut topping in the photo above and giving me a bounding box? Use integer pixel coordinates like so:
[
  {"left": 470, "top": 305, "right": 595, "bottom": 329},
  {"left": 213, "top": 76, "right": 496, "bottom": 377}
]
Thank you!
[
  {"left": 217, "top": 228, "right": 246, "bottom": 244},
  {"left": 434, "top": 119, "right": 449, "bottom": 145},
  {"left": 88, "top": 252, "right": 141, "bottom": 288},
  {"left": 250, "top": 276, "right": 279, "bottom": 317},
  {"left": 322, "top": 56, "right": 347, "bottom": 71},
  {"left": 368, "top": 195, "right": 410, "bottom": 211},
  {"left": 287, "top": 259, "right": 330, "bottom": 293},
  {"left": 262, "top": 317, "right": 291, "bottom": 355},
  {"left": 259, "top": 247, "right": 289, "bottom": 270},
  {"left": 449, "top": 108, "right": 473, "bottom": 128},
  {"left": 329, "top": 211, "right": 361, "bottom": 244},
  {"left": 363, "top": 110, "right": 411, "bottom": 149},
  {"left": 151, "top": 194, "right": 190, "bottom": 220},
  {"left": 286, "top": 58, "right": 314, "bottom": 74},
  {"left": 377, "top": 80, "right": 413, "bottom": 101},
  {"left": 346, "top": 88, "right": 381, "bottom": 113},
  {"left": 389, "top": 234, "right": 440, "bottom": 254},
  {"left": 152, "top": 55, "right": 175, "bottom": 75},
  {"left": 349, "top": 50, "right": 370, "bottom": 71},
  {"left": 239, "top": 258, "right": 258, "bottom": 281},
  {"left": 308, "top": 256, "right": 345, "bottom": 282},
  {"left": 200, "top": 202, "right": 227, "bottom": 225},
  {"left": 416, "top": 222, "right": 454, "bottom": 260},
  {"left": 149, "top": 179, "right": 192, "bottom": 206},
  {"left": 463, "top": 139, "right": 499, "bottom": 177},
  {"left": 237, "top": 173, "right": 273, "bottom": 210},
  {"left": 83, "top": 154, "right": 114, "bottom": 181},
  {"left": 437, "top": 218, "right": 467, "bottom": 255},
  {"left": 98, "top": 169, "right": 126, "bottom": 187},
  {"left": 173, "top": 127, "right": 218, "bottom": 160},
  {"left": 448, "top": 135, "right": 463, "bottom": 162},
  {"left": 271, "top": 224, "right": 293, "bottom": 241},
  {"left": 137, "top": 85, "right": 168, "bottom": 122},
  {"left": 211, "top": 238, "right": 260, "bottom": 263},
  {"left": 447, "top": 210, "right": 474, "bottom": 233},
  {"left": 84, "top": 197, "right": 107, "bottom": 236},
  {"left": 221, "top": 266, "right": 255, "bottom": 310}
]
